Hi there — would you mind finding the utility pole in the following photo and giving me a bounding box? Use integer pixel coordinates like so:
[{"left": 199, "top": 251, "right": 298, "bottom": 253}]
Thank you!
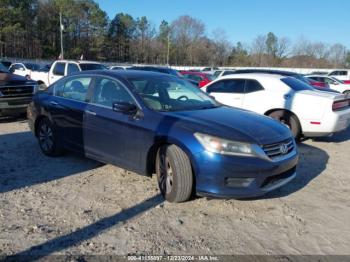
[
  {"left": 166, "top": 32, "right": 170, "bottom": 66},
  {"left": 59, "top": 12, "right": 64, "bottom": 59}
]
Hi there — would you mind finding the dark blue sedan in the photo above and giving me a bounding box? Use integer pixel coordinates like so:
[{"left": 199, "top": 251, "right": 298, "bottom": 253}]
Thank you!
[{"left": 27, "top": 70, "right": 298, "bottom": 202}]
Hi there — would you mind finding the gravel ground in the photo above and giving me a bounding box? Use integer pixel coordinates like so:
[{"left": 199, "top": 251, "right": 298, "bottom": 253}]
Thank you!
[{"left": 0, "top": 117, "right": 350, "bottom": 258}]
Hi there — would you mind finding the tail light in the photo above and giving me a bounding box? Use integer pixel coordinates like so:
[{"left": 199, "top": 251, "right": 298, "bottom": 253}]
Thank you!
[
  {"left": 332, "top": 100, "right": 350, "bottom": 111},
  {"left": 343, "top": 80, "right": 350, "bottom": 85}
]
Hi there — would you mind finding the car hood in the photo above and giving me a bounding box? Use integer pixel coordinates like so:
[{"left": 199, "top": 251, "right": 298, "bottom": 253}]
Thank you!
[
  {"left": 165, "top": 106, "right": 291, "bottom": 145},
  {"left": 0, "top": 72, "right": 36, "bottom": 86}
]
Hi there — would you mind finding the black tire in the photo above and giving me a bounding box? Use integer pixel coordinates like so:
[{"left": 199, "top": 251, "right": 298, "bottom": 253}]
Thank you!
[
  {"left": 37, "top": 118, "right": 63, "bottom": 157},
  {"left": 156, "top": 145, "right": 193, "bottom": 203},
  {"left": 343, "top": 90, "right": 350, "bottom": 95},
  {"left": 268, "top": 110, "right": 301, "bottom": 139}
]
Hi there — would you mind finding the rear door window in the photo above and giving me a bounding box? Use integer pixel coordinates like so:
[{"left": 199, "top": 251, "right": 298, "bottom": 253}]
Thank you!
[
  {"left": 67, "top": 63, "right": 80, "bottom": 75},
  {"left": 207, "top": 79, "right": 245, "bottom": 93},
  {"left": 53, "top": 62, "right": 66, "bottom": 76},
  {"left": 245, "top": 80, "right": 264, "bottom": 93}
]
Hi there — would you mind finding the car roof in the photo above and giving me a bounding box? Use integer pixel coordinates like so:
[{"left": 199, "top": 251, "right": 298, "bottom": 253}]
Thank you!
[
  {"left": 73, "top": 69, "right": 178, "bottom": 80},
  {"left": 181, "top": 71, "right": 209, "bottom": 76},
  {"left": 56, "top": 60, "right": 101, "bottom": 64},
  {"left": 307, "top": 74, "right": 329, "bottom": 77},
  {"left": 234, "top": 69, "right": 299, "bottom": 76},
  {"left": 219, "top": 73, "right": 285, "bottom": 80}
]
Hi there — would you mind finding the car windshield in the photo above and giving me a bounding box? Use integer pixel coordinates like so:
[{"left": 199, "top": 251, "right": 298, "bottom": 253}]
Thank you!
[
  {"left": 127, "top": 75, "right": 220, "bottom": 112},
  {"left": 330, "top": 77, "right": 343, "bottom": 83},
  {"left": 213, "top": 71, "right": 222, "bottom": 78},
  {"left": 206, "top": 74, "right": 215, "bottom": 81},
  {"left": 24, "top": 63, "right": 41, "bottom": 71},
  {"left": 0, "top": 63, "right": 9, "bottom": 73},
  {"left": 281, "top": 77, "right": 315, "bottom": 91},
  {"left": 80, "top": 63, "right": 106, "bottom": 71}
]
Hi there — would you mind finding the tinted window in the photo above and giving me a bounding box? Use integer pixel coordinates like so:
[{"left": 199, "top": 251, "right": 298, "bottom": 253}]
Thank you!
[
  {"left": 67, "top": 63, "right": 80, "bottom": 75},
  {"left": 207, "top": 79, "right": 245, "bottom": 93},
  {"left": 53, "top": 62, "right": 65, "bottom": 76},
  {"left": 281, "top": 77, "right": 314, "bottom": 91},
  {"left": 24, "top": 63, "right": 40, "bottom": 71},
  {"left": 330, "top": 71, "right": 348, "bottom": 76},
  {"left": 92, "top": 77, "right": 134, "bottom": 107},
  {"left": 184, "top": 74, "right": 202, "bottom": 82},
  {"left": 13, "top": 64, "right": 24, "bottom": 70},
  {"left": 222, "top": 70, "right": 235, "bottom": 76},
  {"left": 0, "top": 63, "right": 9, "bottom": 72},
  {"left": 308, "top": 77, "right": 321, "bottom": 82},
  {"left": 245, "top": 80, "right": 264, "bottom": 93},
  {"left": 79, "top": 63, "right": 106, "bottom": 71},
  {"left": 56, "top": 77, "right": 91, "bottom": 102},
  {"left": 213, "top": 71, "right": 222, "bottom": 78}
]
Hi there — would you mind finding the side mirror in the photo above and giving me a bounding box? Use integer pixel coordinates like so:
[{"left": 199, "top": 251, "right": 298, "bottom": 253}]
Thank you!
[{"left": 112, "top": 101, "right": 137, "bottom": 114}]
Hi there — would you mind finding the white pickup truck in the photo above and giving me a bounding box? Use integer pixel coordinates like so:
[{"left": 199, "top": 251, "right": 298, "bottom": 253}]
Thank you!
[{"left": 31, "top": 60, "right": 106, "bottom": 88}]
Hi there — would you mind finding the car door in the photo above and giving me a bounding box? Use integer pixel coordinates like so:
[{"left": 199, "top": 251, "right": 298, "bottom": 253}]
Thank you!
[
  {"left": 241, "top": 79, "right": 266, "bottom": 114},
  {"left": 48, "top": 75, "right": 93, "bottom": 153},
  {"left": 83, "top": 76, "right": 153, "bottom": 173},
  {"left": 50, "top": 62, "right": 66, "bottom": 84},
  {"left": 206, "top": 79, "right": 245, "bottom": 108}
]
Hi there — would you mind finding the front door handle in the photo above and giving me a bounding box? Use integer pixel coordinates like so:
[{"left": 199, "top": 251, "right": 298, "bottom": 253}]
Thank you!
[
  {"left": 50, "top": 101, "right": 59, "bottom": 106},
  {"left": 85, "top": 110, "right": 97, "bottom": 116}
]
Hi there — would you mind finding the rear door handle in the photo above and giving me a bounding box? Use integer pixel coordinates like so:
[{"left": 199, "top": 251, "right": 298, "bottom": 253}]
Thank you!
[
  {"left": 85, "top": 110, "right": 96, "bottom": 116},
  {"left": 50, "top": 101, "right": 59, "bottom": 106}
]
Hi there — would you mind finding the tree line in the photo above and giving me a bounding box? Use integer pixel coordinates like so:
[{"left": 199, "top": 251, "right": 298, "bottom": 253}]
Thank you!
[{"left": 1, "top": 0, "right": 349, "bottom": 68}]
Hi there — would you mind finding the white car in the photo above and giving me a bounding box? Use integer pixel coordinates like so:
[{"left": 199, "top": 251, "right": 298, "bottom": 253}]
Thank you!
[
  {"left": 31, "top": 60, "right": 106, "bottom": 88},
  {"left": 9, "top": 62, "right": 41, "bottom": 79},
  {"left": 306, "top": 75, "right": 350, "bottom": 94},
  {"left": 204, "top": 73, "right": 350, "bottom": 138},
  {"left": 328, "top": 70, "right": 350, "bottom": 81}
]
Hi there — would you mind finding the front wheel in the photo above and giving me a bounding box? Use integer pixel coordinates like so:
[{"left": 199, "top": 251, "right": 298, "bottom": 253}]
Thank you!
[
  {"left": 37, "top": 118, "right": 63, "bottom": 156},
  {"left": 156, "top": 145, "right": 193, "bottom": 203},
  {"left": 268, "top": 110, "right": 301, "bottom": 140}
]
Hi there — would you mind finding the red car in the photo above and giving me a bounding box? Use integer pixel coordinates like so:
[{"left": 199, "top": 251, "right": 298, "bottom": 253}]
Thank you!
[
  {"left": 309, "top": 80, "right": 328, "bottom": 89},
  {"left": 180, "top": 71, "right": 214, "bottom": 88}
]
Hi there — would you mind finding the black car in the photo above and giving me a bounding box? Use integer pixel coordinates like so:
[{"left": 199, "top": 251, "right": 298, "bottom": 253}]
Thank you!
[{"left": 0, "top": 63, "right": 37, "bottom": 117}]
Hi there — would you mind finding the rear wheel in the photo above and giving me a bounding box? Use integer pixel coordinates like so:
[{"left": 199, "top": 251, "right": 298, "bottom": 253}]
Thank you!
[
  {"left": 268, "top": 110, "right": 301, "bottom": 139},
  {"left": 37, "top": 118, "right": 63, "bottom": 156},
  {"left": 156, "top": 145, "right": 193, "bottom": 203}
]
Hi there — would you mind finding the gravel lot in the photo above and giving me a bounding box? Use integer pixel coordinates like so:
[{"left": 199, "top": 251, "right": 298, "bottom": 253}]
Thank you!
[{"left": 0, "top": 117, "right": 350, "bottom": 258}]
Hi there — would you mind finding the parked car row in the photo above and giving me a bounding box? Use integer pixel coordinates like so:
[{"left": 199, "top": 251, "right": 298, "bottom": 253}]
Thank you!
[
  {"left": 2, "top": 59, "right": 350, "bottom": 203},
  {"left": 204, "top": 73, "right": 350, "bottom": 139}
]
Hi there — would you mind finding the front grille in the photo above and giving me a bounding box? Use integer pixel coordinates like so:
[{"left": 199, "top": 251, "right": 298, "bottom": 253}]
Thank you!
[
  {"left": 261, "top": 166, "right": 296, "bottom": 189},
  {"left": 262, "top": 138, "right": 294, "bottom": 159},
  {"left": 0, "top": 85, "right": 34, "bottom": 97}
]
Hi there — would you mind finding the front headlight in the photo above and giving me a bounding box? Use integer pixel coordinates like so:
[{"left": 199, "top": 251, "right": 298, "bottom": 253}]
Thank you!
[{"left": 194, "top": 132, "right": 256, "bottom": 156}]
